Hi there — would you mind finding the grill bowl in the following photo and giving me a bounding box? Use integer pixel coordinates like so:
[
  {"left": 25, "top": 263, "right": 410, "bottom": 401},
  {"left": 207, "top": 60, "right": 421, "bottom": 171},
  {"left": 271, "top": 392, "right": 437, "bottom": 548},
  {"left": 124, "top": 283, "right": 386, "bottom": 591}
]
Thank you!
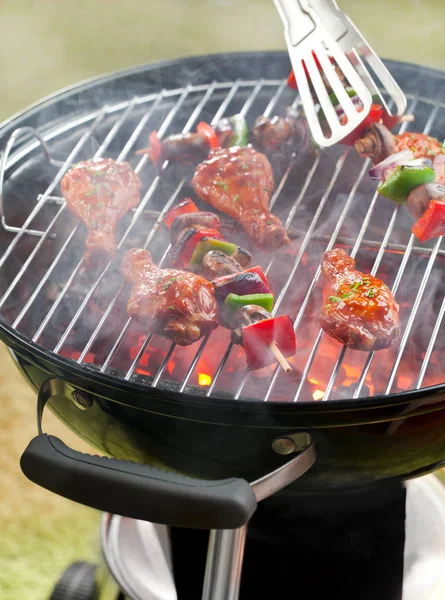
[{"left": 2, "top": 52, "right": 445, "bottom": 492}]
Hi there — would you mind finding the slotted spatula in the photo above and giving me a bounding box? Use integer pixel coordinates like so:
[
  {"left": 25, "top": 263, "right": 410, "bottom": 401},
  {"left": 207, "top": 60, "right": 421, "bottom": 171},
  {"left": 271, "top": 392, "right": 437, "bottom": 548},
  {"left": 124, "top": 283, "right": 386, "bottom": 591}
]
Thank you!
[{"left": 273, "top": 0, "right": 407, "bottom": 147}]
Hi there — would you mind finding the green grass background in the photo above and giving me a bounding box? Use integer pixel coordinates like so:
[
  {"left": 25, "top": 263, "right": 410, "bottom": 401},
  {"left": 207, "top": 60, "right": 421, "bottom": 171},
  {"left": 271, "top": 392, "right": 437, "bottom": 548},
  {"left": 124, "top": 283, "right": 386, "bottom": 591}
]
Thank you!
[{"left": 0, "top": 1, "right": 444, "bottom": 599}]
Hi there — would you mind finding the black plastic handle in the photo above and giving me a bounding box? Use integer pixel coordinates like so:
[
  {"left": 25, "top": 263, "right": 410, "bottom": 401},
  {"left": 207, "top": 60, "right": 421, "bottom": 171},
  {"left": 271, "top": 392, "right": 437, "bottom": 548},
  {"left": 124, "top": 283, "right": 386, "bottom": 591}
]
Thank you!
[{"left": 21, "top": 433, "right": 257, "bottom": 529}]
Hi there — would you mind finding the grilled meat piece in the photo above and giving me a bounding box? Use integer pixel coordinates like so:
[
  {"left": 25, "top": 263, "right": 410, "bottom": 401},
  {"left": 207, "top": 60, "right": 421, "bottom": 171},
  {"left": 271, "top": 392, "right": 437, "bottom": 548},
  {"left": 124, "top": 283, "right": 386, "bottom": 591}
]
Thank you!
[
  {"left": 170, "top": 212, "right": 220, "bottom": 242},
  {"left": 250, "top": 108, "right": 308, "bottom": 155},
  {"left": 354, "top": 123, "right": 395, "bottom": 165},
  {"left": 200, "top": 250, "right": 242, "bottom": 279},
  {"left": 154, "top": 132, "right": 209, "bottom": 164},
  {"left": 192, "top": 146, "right": 290, "bottom": 251},
  {"left": 250, "top": 115, "right": 294, "bottom": 153},
  {"left": 319, "top": 249, "right": 400, "bottom": 351},
  {"left": 61, "top": 158, "right": 141, "bottom": 267},
  {"left": 121, "top": 248, "right": 218, "bottom": 346}
]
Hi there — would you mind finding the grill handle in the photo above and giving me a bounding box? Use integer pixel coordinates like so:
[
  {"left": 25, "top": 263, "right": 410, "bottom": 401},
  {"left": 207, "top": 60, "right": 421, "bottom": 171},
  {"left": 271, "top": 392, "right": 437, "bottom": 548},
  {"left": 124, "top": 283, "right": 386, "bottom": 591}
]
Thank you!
[{"left": 20, "top": 433, "right": 257, "bottom": 529}]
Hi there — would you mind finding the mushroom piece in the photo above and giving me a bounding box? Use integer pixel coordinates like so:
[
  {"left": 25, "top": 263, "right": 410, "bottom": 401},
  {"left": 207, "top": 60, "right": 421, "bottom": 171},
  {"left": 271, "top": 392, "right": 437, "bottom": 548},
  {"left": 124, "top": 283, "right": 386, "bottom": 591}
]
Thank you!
[
  {"left": 170, "top": 212, "right": 220, "bottom": 242},
  {"left": 407, "top": 183, "right": 445, "bottom": 219},
  {"left": 230, "top": 304, "right": 271, "bottom": 345},
  {"left": 231, "top": 246, "right": 252, "bottom": 267},
  {"left": 354, "top": 123, "right": 395, "bottom": 165},
  {"left": 201, "top": 250, "right": 243, "bottom": 279}
]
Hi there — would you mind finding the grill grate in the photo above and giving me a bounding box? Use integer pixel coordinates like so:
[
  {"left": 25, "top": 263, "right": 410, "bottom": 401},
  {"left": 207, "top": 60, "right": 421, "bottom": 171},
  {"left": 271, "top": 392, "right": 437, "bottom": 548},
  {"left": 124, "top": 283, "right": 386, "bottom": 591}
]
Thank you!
[{"left": 0, "top": 78, "right": 445, "bottom": 403}]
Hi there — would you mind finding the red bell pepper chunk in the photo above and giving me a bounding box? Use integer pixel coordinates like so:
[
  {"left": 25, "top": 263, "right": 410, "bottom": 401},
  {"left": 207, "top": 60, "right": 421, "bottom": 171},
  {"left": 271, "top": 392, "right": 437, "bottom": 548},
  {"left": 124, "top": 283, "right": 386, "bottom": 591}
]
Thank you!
[
  {"left": 287, "top": 52, "right": 324, "bottom": 90},
  {"left": 164, "top": 198, "right": 199, "bottom": 229},
  {"left": 242, "top": 315, "right": 296, "bottom": 371},
  {"left": 245, "top": 266, "right": 269, "bottom": 287},
  {"left": 215, "top": 266, "right": 268, "bottom": 286},
  {"left": 412, "top": 200, "right": 445, "bottom": 242},
  {"left": 147, "top": 130, "right": 163, "bottom": 165},
  {"left": 287, "top": 52, "right": 334, "bottom": 91},
  {"left": 339, "top": 104, "right": 385, "bottom": 146},
  {"left": 287, "top": 70, "right": 298, "bottom": 90},
  {"left": 197, "top": 121, "right": 220, "bottom": 149},
  {"left": 173, "top": 229, "right": 223, "bottom": 268},
  {"left": 213, "top": 271, "right": 271, "bottom": 304}
]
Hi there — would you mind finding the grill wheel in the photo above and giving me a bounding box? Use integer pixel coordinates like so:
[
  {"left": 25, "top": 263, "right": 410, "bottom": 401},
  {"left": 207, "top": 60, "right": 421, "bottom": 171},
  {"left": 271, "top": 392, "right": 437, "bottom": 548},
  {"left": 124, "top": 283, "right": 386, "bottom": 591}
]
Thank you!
[{"left": 49, "top": 561, "right": 97, "bottom": 600}]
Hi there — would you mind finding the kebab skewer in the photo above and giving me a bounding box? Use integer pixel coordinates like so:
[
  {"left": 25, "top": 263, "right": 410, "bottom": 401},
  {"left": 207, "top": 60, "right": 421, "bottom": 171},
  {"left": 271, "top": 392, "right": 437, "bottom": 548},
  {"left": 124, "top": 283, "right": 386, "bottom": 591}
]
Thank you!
[
  {"left": 136, "top": 109, "right": 311, "bottom": 166},
  {"left": 163, "top": 199, "right": 296, "bottom": 372},
  {"left": 354, "top": 122, "right": 445, "bottom": 243}
]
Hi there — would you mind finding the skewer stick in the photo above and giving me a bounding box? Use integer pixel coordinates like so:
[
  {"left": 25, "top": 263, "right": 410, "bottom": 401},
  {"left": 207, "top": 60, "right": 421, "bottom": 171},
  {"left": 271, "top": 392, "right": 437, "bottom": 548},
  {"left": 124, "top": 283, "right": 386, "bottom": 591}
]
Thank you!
[
  {"left": 270, "top": 341, "right": 292, "bottom": 374},
  {"left": 400, "top": 114, "right": 415, "bottom": 123}
]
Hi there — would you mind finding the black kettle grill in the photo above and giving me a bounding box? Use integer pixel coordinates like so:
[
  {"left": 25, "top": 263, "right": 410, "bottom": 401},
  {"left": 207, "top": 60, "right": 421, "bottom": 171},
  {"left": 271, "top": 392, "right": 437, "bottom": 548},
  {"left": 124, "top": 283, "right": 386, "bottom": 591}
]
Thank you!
[{"left": 1, "top": 53, "right": 445, "bottom": 598}]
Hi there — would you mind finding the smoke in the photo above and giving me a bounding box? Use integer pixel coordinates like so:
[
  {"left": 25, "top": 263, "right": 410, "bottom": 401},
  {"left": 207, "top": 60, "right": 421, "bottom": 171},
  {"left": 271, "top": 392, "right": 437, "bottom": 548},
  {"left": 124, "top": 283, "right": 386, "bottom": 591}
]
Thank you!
[{"left": 1, "top": 27, "right": 445, "bottom": 402}]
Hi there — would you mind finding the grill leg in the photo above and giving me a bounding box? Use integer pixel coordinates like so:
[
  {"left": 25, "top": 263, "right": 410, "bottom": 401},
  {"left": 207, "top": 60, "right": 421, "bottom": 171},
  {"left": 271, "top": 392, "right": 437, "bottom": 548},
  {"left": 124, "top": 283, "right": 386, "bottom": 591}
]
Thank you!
[{"left": 201, "top": 526, "right": 247, "bottom": 600}]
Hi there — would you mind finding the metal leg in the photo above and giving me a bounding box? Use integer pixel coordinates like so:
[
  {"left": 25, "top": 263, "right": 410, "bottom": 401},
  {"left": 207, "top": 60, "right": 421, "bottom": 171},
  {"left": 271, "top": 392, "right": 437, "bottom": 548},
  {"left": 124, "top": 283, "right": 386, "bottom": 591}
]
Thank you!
[
  {"left": 200, "top": 440, "right": 316, "bottom": 600},
  {"left": 201, "top": 526, "right": 247, "bottom": 600}
]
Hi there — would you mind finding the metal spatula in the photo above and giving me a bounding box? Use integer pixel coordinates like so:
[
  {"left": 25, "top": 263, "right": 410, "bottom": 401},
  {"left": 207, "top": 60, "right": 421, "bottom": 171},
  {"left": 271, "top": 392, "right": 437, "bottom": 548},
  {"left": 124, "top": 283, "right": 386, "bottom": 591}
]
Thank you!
[{"left": 274, "top": 0, "right": 407, "bottom": 147}]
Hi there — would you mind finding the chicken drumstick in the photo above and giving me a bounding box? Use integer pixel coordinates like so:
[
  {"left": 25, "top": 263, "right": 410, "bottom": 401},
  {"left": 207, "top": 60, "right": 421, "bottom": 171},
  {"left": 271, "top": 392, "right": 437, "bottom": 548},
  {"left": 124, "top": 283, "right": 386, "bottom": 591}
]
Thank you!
[
  {"left": 121, "top": 248, "right": 218, "bottom": 346},
  {"left": 192, "top": 146, "right": 289, "bottom": 251},
  {"left": 319, "top": 249, "right": 400, "bottom": 351},
  {"left": 61, "top": 158, "right": 141, "bottom": 268}
]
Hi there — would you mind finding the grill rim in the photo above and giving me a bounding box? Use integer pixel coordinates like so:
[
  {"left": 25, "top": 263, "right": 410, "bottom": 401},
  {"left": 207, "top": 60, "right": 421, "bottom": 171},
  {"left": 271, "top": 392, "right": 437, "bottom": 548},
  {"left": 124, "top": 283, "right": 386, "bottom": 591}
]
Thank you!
[
  {"left": 3, "top": 322, "right": 445, "bottom": 423},
  {"left": 2, "top": 52, "right": 445, "bottom": 420}
]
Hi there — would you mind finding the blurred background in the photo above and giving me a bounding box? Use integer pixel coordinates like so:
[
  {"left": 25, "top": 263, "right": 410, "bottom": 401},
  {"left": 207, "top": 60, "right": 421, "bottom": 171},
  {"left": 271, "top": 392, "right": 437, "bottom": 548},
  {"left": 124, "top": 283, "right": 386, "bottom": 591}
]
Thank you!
[{"left": 1, "top": 1, "right": 444, "bottom": 599}]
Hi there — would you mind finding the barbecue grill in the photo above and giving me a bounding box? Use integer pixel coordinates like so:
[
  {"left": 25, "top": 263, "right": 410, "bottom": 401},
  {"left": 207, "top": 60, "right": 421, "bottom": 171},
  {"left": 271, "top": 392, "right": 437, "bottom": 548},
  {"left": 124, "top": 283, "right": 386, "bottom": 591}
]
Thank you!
[{"left": 2, "top": 52, "right": 445, "bottom": 598}]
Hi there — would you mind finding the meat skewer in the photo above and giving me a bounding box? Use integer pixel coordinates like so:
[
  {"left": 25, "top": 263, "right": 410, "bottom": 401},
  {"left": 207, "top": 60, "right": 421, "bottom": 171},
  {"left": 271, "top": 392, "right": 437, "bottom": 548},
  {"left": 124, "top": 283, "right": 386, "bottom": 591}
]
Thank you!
[
  {"left": 121, "top": 248, "right": 218, "bottom": 346},
  {"left": 61, "top": 158, "right": 141, "bottom": 268},
  {"left": 137, "top": 110, "right": 310, "bottom": 166},
  {"left": 192, "top": 146, "right": 290, "bottom": 251},
  {"left": 162, "top": 198, "right": 295, "bottom": 371},
  {"left": 319, "top": 249, "right": 400, "bottom": 352},
  {"left": 352, "top": 122, "right": 445, "bottom": 242}
]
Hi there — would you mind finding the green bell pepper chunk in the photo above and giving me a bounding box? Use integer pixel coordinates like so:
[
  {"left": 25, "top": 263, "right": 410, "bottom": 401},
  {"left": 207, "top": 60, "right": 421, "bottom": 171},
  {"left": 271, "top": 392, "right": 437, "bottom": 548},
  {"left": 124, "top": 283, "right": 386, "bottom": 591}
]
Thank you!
[
  {"left": 224, "top": 293, "right": 274, "bottom": 314},
  {"left": 228, "top": 114, "right": 249, "bottom": 147},
  {"left": 189, "top": 238, "right": 238, "bottom": 266},
  {"left": 377, "top": 165, "right": 436, "bottom": 205},
  {"left": 328, "top": 87, "right": 381, "bottom": 107}
]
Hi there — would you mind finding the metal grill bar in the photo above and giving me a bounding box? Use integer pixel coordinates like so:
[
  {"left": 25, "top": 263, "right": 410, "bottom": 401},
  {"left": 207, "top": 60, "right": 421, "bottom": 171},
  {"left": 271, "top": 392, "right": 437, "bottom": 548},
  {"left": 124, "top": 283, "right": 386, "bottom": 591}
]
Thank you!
[
  {"left": 320, "top": 204, "right": 401, "bottom": 401},
  {"left": 0, "top": 126, "right": 52, "bottom": 237},
  {"left": 384, "top": 236, "right": 443, "bottom": 394},
  {"left": 97, "top": 178, "right": 185, "bottom": 373},
  {"left": 92, "top": 80, "right": 251, "bottom": 375},
  {"left": 9, "top": 98, "right": 142, "bottom": 326},
  {"left": 351, "top": 106, "right": 442, "bottom": 399},
  {"left": 127, "top": 81, "right": 287, "bottom": 385},
  {"left": 289, "top": 101, "right": 429, "bottom": 402},
  {"left": 98, "top": 80, "right": 256, "bottom": 377},
  {"left": 233, "top": 149, "right": 350, "bottom": 400},
  {"left": 205, "top": 149, "right": 322, "bottom": 397},
  {"left": 263, "top": 156, "right": 372, "bottom": 402},
  {"left": 415, "top": 291, "right": 445, "bottom": 389},
  {"left": 0, "top": 108, "right": 109, "bottom": 273},
  {"left": 1, "top": 76, "right": 445, "bottom": 404},
  {"left": 32, "top": 86, "right": 191, "bottom": 348},
  {"left": 51, "top": 84, "right": 209, "bottom": 355}
]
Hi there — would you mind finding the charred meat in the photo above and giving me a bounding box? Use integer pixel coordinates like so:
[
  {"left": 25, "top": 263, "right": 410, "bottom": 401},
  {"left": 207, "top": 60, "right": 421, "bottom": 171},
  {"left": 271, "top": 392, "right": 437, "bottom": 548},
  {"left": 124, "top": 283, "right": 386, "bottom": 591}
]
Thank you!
[
  {"left": 121, "top": 248, "right": 218, "bottom": 346},
  {"left": 138, "top": 131, "right": 210, "bottom": 165},
  {"left": 61, "top": 158, "right": 141, "bottom": 268},
  {"left": 354, "top": 123, "right": 395, "bottom": 165},
  {"left": 319, "top": 249, "right": 400, "bottom": 351},
  {"left": 192, "top": 146, "right": 290, "bottom": 251},
  {"left": 250, "top": 107, "right": 310, "bottom": 155}
]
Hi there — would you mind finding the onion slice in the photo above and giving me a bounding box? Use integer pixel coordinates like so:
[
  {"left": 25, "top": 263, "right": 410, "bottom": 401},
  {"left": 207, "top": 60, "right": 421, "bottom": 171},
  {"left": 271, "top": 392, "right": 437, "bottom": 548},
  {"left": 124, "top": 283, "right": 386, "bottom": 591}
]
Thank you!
[
  {"left": 433, "top": 153, "right": 445, "bottom": 169},
  {"left": 369, "top": 149, "right": 414, "bottom": 180}
]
